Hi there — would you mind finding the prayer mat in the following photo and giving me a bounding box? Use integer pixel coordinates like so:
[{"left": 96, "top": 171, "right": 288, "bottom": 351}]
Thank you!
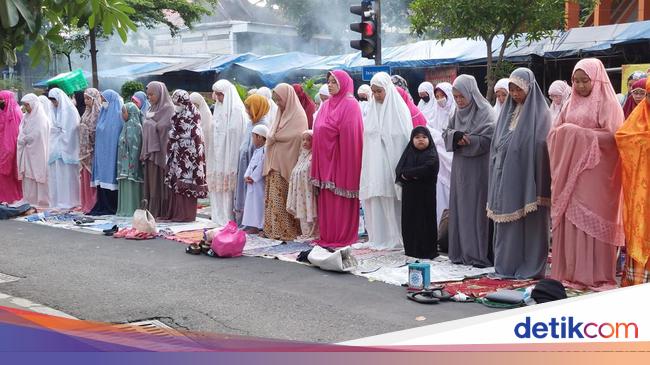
[
  {"left": 243, "top": 241, "right": 313, "bottom": 258},
  {"left": 162, "top": 229, "right": 206, "bottom": 245},
  {"left": 442, "top": 277, "right": 536, "bottom": 298}
]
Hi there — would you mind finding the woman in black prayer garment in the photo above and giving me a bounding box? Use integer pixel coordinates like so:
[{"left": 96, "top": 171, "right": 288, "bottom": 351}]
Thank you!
[{"left": 395, "top": 125, "right": 440, "bottom": 259}]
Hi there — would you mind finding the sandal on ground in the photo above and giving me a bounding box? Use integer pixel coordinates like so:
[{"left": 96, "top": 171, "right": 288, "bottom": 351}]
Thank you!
[
  {"left": 103, "top": 225, "right": 119, "bottom": 236},
  {"left": 205, "top": 249, "right": 219, "bottom": 258},
  {"left": 74, "top": 217, "right": 95, "bottom": 225},
  {"left": 407, "top": 291, "right": 441, "bottom": 304},
  {"left": 186, "top": 244, "right": 202, "bottom": 255},
  {"left": 199, "top": 240, "right": 211, "bottom": 254},
  {"left": 430, "top": 289, "right": 453, "bottom": 301}
]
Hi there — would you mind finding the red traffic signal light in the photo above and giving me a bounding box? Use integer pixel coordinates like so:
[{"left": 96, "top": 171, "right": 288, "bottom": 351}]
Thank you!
[
  {"left": 350, "top": 21, "right": 375, "bottom": 37},
  {"left": 350, "top": 2, "right": 378, "bottom": 60}
]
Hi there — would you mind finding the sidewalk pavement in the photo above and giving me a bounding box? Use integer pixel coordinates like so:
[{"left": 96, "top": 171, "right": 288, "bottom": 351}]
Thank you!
[{"left": 0, "top": 292, "right": 76, "bottom": 319}]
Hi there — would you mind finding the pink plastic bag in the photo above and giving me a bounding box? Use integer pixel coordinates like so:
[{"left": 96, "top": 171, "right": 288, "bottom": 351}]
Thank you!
[{"left": 211, "top": 221, "right": 246, "bottom": 257}]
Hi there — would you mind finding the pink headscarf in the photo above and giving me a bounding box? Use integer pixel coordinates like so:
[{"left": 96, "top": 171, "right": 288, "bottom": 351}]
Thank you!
[
  {"left": 396, "top": 86, "right": 427, "bottom": 128},
  {"left": 0, "top": 90, "right": 23, "bottom": 177},
  {"left": 311, "top": 70, "right": 364, "bottom": 197},
  {"left": 561, "top": 59, "right": 623, "bottom": 133},
  {"left": 548, "top": 58, "right": 625, "bottom": 246}
]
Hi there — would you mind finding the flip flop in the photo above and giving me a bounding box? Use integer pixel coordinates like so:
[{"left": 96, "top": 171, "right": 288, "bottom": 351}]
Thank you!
[
  {"left": 103, "top": 225, "right": 119, "bottom": 236},
  {"left": 74, "top": 217, "right": 95, "bottom": 225},
  {"left": 407, "top": 291, "right": 441, "bottom": 304},
  {"left": 430, "top": 289, "right": 453, "bottom": 301}
]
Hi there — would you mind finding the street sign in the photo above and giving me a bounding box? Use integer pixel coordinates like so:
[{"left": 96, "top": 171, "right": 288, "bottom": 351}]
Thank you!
[{"left": 362, "top": 65, "right": 391, "bottom": 81}]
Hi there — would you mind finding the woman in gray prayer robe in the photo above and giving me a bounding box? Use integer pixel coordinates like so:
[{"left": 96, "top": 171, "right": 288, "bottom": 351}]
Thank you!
[
  {"left": 487, "top": 68, "right": 551, "bottom": 279},
  {"left": 443, "top": 74, "right": 495, "bottom": 267}
]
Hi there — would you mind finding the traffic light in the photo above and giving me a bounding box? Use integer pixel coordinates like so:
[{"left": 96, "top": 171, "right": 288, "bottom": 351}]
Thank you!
[{"left": 350, "top": 0, "right": 380, "bottom": 62}]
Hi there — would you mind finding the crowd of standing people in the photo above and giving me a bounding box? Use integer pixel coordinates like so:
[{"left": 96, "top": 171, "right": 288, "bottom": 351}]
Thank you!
[{"left": 1, "top": 57, "right": 649, "bottom": 291}]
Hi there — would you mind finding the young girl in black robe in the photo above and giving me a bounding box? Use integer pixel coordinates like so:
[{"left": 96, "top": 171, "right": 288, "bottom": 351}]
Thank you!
[{"left": 395, "top": 126, "right": 440, "bottom": 259}]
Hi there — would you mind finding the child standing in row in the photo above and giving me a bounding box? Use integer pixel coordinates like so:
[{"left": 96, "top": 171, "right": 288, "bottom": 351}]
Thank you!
[
  {"left": 242, "top": 124, "right": 269, "bottom": 234},
  {"left": 287, "top": 130, "right": 318, "bottom": 240},
  {"left": 395, "top": 126, "right": 440, "bottom": 259}
]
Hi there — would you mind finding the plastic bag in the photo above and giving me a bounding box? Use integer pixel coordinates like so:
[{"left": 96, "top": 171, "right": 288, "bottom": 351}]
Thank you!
[
  {"left": 132, "top": 200, "right": 156, "bottom": 234},
  {"left": 307, "top": 246, "right": 358, "bottom": 272},
  {"left": 211, "top": 221, "right": 246, "bottom": 258}
]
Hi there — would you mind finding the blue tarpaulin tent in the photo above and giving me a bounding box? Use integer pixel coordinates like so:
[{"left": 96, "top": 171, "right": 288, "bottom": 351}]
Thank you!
[
  {"left": 97, "top": 62, "right": 170, "bottom": 78},
  {"left": 189, "top": 53, "right": 256, "bottom": 73},
  {"left": 82, "top": 20, "right": 650, "bottom": 88}
]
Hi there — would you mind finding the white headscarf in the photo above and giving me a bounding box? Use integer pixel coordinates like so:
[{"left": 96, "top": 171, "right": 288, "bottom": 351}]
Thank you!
[
  {"left": 313, "top": 84, "right": 331, "bottom": 122},
  {"left": 548, "top": 80, "right": 572, "bottom": 122},
  {"left": 417, "top": 81, "right": 436, "bottom": 122},
  {"left": 189, "top": 92, "right": 212, "bottom": 140},
  {"left": 190, "top": 92, "right": 213, "bottom": 182},
  {"left": 17, "top": 93, "right": 50, "bottom": 183},
  {"left": 428, "top": 82, "right": 456, "bottom": 132},
  {"left": 360, "top": 72, "right": 412, "bottom": 201},
  {"left": 318, "top": 84, "right": 330, "bottom": 99},
  {"left": 256, "top": 87, "right": 278, "bottom": 122},
  {"left": 493, "top": 78, "right": 510, "bottom": 118},
  {"left": 210, "top": 80, "right": 249, "bottom": 192},
  {"left": 47, "top": 88, "right": 80, "bottom": 165},
  {"left": 357, "top": 84, "right": 372, "bottom": 120},
  {"left": 428, "top": 82, "right": 455, "bottom": 202},
  {"left": 38, "top": 95, "right": 55, "bottom": 126}
]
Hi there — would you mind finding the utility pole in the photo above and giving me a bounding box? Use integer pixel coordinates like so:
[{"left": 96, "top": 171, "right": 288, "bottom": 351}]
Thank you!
[{"left": 375, "top": 0, "right": 382, "bottom": 65}]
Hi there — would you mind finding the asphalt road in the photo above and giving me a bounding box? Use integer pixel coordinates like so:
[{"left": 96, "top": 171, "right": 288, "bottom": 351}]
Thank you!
[{"left": 0, "top": 220, "right": 499, "bottom": 343}]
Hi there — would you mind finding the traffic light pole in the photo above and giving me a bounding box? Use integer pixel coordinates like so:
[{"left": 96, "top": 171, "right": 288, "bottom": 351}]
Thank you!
[{"left": 375, "top": 0, "right": 382, "bottom": 66}]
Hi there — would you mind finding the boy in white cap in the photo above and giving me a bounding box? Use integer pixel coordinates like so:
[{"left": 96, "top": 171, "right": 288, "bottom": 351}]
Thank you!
[{"left": 241, "top": 124, "right": 269, "bottom": 234}]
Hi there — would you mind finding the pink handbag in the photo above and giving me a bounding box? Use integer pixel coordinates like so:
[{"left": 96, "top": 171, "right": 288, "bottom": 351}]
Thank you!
[{"left": 211, "top": 221, "right": 246, "bottom": 257}]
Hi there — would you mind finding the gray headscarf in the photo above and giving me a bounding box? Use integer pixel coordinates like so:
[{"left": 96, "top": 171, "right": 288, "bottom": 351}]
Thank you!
[
  {"left": 486, "top": 67, "right": 551, "bottom": 222},
  {"left": 443, "top": 74, "right": 495, "bottom": 152},
  {"left": 140, "top": 81, "right": 174, "bottom": 167}
]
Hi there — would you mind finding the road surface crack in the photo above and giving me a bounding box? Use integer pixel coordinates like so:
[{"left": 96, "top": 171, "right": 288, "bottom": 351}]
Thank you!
[{"left": 192, "top": 309, "right": 251, "bottom": 336}]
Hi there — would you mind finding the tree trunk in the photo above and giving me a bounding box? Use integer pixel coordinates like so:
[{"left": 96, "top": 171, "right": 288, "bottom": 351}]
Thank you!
[
  {"left": 485, "top": 37, "right": 495, "bottom": 103},
  {"left": 66, "top": 54, "right": 72, "bottom": 72},
  {"left": 89, "top": 27, "right": 99, "bottom": 88}
]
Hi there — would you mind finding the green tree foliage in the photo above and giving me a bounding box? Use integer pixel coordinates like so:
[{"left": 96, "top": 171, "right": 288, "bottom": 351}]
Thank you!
[
  {"left": 301, "top": 76, "right": 326, "bottom": 100},
  {"left": 0, "top": 0, "right": 136, "bottom": 67},
  {"left": 126, "top": 0, "right": 216, "bottom": 36},
  {"left": 233, "top": 82, "right": 250, "bottom": 103},
  {"left": 50, "top": 26, "right": 90, "bottom": 72},
  {"left": 120, "top": 80, "right": 144, "bottom": 100},
  {"left": 409, "top": 0, "right": 596, "bottom": 101},
  {"left": 0, "top": 77, "right": 23, "bottom": 91},
  {"left": 67, "top": 0, "right": 217, "bottom": 87}
]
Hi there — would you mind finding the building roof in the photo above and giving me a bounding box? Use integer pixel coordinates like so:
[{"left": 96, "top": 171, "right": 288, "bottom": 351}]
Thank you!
[{"left": 201, "top": 0, "right": 291, "bottom": 26}]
